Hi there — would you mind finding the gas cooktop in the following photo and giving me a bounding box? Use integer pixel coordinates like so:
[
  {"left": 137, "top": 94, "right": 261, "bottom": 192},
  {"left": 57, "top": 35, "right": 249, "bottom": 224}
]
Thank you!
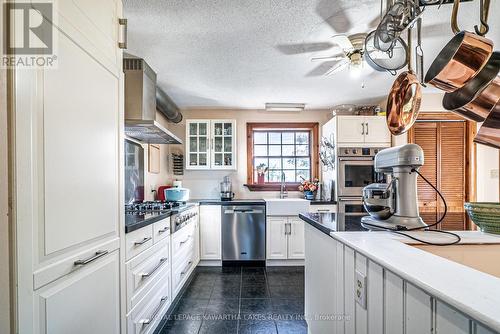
[{"left": 125, "top": 201, "right": 195, "bottom": 233}]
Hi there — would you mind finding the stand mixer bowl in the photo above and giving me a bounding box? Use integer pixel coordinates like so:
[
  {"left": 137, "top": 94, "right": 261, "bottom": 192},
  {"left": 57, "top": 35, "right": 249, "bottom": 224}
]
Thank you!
[{"left": 363, "top": 183, "right": 394, "bottom": 220}]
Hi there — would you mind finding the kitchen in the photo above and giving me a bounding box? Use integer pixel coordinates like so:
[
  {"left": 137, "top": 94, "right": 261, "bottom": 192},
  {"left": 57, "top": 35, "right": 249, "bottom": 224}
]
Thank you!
[{"left": 1, "top": 0, "right": 500, "bottom": 334}]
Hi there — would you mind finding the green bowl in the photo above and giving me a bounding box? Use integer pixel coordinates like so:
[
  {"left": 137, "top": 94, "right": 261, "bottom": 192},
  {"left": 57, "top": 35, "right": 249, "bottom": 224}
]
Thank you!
[{"left": 464, "top": 202, "right": 500, "bottom": 234}]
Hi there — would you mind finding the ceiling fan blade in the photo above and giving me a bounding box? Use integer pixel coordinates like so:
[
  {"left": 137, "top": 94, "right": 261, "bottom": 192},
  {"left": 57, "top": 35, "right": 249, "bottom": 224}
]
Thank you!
[
  {"left": 276, "top": 42, "right": 335, "bottom": 55},
  {"left": 311, "top": 55, "right": 345, "bottom": 62},
  {"left": 316, "top": 2, "right": 353, "bottom": 34},
  {"left": 325, "top": 60, "right": 349, "bottom": 76},
  {"left": 306, "top": 60, "right": 343, "bottom": 77},
  {"left": 331, "top": 35, "right": 354, "bottom": 50}
]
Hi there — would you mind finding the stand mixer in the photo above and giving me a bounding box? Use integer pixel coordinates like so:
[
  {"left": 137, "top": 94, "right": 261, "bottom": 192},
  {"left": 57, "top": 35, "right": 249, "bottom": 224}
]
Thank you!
[{"left": 361, "top": 144, "right": 427, "bottom": 230}]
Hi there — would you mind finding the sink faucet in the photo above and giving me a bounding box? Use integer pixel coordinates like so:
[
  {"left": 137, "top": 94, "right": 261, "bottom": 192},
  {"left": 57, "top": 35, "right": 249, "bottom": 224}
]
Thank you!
[{"left": 280, "top": 172, "right": 288, "bottom": 199}]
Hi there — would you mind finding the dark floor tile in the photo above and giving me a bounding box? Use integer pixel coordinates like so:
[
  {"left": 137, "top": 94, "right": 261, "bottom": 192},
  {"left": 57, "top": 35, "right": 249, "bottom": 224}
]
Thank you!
[
  {"left": 267, "top": 273, "right": 304, "bottom": 287},
  {"left": 272, "top": 298, "right": 304, "bottom": 316},
  {"left": 190, "top": 276, "right": 216, "bottom": 288},
  {"left": 239, "top": 320, "right": 277, "bottom": 334},
  {"left": 221, "top": 266, "right": 242, "bottom": 274},
  {"left": 210, "top": 284, "right": 241, "bottom": 299},
  {"left": 241, "top": 283, "right": 270, "bottom": 298},
  {"left": 240, "top": 298, "right": 273, "bottom": 315},
  {"left": 213, "top": 276, "right": 241, "bottom": 287},
  {"left": 243, "top": 267, "right": 266, "bottom": 274},
  {"left": 159, "top": 319, "right": 202, "bottom": 334},
  {"left": 275, "top": 320, "right": 307, "bottom": 334},
  {"left": 242, "top": 274, "right": 267, "bottom": 285},
  {"left": 269, "top": 285, "right": 304, "bottom": 298},
  {"left": 172, "top": 298, "right": 209, "bottom": 317},
  {"left": 198, "top": 319, "right": 238, "bottom": 334},
  {"left": 266, "top": 266, "right": 303, "bottom": 273},
  {"left": 182, "top": 284, "right": 213, "bottom": 299},
  {"left": 205, "top": 298, "right": 240, "bottom": 316}
]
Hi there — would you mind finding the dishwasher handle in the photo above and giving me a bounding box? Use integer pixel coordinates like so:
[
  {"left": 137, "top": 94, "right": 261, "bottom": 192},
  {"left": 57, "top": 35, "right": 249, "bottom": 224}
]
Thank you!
[{"left": 223, "top": 206, "right": 265, "bottom": 214}]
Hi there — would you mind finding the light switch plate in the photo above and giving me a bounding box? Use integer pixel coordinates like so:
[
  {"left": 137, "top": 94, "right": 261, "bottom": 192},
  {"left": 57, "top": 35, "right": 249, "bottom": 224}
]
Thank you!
[
  {"left": 491, "top": 169, "right": 499, "bottom": 179},
  {"left": 355, "top": 270, "right": 367, "bottom": 309}
]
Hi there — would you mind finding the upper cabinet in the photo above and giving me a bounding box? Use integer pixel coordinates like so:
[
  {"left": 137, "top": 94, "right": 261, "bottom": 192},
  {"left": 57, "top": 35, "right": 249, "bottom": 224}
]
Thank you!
[
  {"left": 186, "top": 120, "right": 236, "bottom": 170},
  {"left": 335, "top": 116, "right": 391, "bottom": 146}
]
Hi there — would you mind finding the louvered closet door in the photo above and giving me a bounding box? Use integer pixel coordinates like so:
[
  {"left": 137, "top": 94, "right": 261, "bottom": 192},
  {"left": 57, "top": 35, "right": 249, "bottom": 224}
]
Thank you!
[{"left": 410, "top": 121, "right": 466, "bottom": 230}]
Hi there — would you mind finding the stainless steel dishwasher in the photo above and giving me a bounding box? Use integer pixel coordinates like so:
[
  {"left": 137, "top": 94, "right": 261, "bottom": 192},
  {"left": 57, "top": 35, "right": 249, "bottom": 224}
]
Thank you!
[{"left": 222, "top": 204, "right": 266, "bottom": 264}]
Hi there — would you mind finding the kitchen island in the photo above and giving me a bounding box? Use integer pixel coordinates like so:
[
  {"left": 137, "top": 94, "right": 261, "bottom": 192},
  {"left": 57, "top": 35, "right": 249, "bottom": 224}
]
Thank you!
[{"left": 300, "top": 212, "right": 500, "bottom": 334}]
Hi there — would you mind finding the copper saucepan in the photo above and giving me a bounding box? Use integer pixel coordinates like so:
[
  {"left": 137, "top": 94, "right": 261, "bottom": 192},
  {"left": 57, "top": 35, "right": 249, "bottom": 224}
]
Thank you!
[
  {"left": 475, "top": 100, "right": 500, "bottom": 149},
  {"left": 386, "top": 28, "right": 422, "bottom": 136},
  {"left": 425, "top": 31, "right": 493, "bottom": 92},
  {"left": 442, "top": 52, "right": 500, "bottom": 122}
]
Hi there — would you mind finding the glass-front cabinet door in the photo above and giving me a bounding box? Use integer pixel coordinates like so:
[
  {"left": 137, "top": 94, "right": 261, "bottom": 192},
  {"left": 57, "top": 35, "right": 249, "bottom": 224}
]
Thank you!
[
  {"left": 211, "top": 120, "right": 236, "bottom": 169},
  {"left": 186, "top": 120, "right": 210, "bottom": 169},
  {"left": 185, "top": 119, "right": 236, "bottom": 170}
]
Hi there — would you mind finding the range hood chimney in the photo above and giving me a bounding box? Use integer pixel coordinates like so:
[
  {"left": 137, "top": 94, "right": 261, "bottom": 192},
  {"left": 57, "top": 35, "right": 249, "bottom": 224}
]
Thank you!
[
  {"left": 123, "top": 55, "right": 182, "bottom": 144},
  {"left": 157, "top": 87, "right": 183, "bottom": 124}
]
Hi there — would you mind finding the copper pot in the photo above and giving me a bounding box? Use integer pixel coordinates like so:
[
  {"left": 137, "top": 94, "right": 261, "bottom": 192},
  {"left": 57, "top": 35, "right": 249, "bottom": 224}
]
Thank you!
[
  {"left": 442, "top": 52, "right": 500, "bottom": 122},
  {"left": 475, "top": 100, "right": 500, "bottom": 149},
  {"left": 425, "top": 31, "right": 493, "bottom": 92}
]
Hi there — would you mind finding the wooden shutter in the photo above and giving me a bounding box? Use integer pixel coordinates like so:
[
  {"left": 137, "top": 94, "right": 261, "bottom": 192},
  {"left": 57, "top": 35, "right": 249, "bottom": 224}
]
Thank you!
[{"left": 410, "top": 121, "right": 467, "bottom": 230}]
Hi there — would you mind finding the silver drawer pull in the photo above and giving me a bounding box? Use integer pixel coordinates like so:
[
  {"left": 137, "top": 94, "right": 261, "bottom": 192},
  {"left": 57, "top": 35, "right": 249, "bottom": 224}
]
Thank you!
[
  {"left": 138, "top": 296, "right": 168, "bottom": 325},
  {"left": 158, "top": 226, "right": 170, "bottom": 234},
  {"left": 134, "top": 237, "right": 152, "bottom": 246},
  {"left": 179, "top": 235, "right": 191, "bottom": 245},
  {"left": 141, "top": 258, "right": 168, "bottom": 278},
  {"left": 74, "top": 250, "right": 108, "bottom": 266},
  {"left": 180, "top": 261, "right": 193, "bottom": 276},
  {"left": 317, "top": 209, "right": 331, "bottom": 212}
]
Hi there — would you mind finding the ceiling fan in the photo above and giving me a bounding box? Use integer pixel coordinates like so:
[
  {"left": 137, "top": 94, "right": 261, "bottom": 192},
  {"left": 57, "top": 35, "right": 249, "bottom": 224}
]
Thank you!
[{"left": 310, "top": 33, "right": 368, "bottom": 76}]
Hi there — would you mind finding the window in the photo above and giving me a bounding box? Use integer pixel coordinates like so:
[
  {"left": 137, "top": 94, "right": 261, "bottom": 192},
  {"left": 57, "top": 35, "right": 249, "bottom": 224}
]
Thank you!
[{"left": 246, "top": 123, "right": 319, "bottom": 191}]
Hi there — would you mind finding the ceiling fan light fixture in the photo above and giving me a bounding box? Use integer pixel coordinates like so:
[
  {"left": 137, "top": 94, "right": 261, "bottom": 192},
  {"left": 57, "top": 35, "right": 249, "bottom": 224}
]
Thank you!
[{"left": 265, "top": 103, "right": 306, "bottom": 112}]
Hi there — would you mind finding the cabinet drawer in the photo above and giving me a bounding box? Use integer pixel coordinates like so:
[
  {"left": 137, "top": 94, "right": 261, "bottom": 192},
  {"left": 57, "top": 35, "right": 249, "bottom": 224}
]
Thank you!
[
  {"left": 127, "top": 268, "right": 171, "bottom": 334},
  {"left": 126, "top": 226, "right": 154, "bottom": 260},
  {"left": 309, "top": 204, "right": 337, "bottom": 213},
  {"left": 126, "top": 238, "right": 170, "bottom": 311},
  {"left": 172, "top": 250, "right": 196, "bottom": 298},
  {"left": 153, "top": 218, "right": 170, "bottom": 244},
  {"left": 171, "top": 223, "right": 196, "bottom": 258}
]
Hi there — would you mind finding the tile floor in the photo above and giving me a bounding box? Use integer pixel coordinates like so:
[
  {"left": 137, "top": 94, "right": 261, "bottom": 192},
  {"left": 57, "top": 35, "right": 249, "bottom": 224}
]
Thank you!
[{"left": 157, "top": 266, "right": 307, "bottom": 334}]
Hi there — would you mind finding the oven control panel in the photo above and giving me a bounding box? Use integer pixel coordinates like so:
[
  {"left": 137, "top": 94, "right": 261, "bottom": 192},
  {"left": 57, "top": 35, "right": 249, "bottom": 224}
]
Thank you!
[{"left": 338, "top": 147, "right": 384, "bottom": 157}]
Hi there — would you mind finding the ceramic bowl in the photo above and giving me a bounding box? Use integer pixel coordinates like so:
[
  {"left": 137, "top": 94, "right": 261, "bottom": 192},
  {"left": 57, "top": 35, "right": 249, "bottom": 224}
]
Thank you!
[{"left": 464, "top": 202, "right": 500, "bottom": 234}]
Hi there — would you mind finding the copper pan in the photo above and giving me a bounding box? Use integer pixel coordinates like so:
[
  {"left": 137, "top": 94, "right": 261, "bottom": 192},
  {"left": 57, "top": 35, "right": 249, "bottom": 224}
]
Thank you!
[
  {"left": 425, "top": 31, "right": 493, "bottom": 92},
  {"left": 386, "top": 29, "right": 422, "bottom": 136},
  {"left": 475, "top": 100, "right": 500, "bottom": 149},
  {"left": 442, "top": 52, "right": 500, "bottom": 122}
]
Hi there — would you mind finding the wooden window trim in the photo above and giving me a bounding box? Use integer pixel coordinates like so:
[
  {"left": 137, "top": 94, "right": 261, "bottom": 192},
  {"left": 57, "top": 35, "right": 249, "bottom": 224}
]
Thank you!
[{"left": 245, "top": 122, "right": 319, "bottom": 191}]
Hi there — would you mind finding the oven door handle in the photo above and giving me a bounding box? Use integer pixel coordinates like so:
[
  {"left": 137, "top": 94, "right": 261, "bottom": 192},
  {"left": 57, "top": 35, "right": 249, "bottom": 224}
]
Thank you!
[{"left": 338, "top": 157, "right": 374, "bottom": 162}]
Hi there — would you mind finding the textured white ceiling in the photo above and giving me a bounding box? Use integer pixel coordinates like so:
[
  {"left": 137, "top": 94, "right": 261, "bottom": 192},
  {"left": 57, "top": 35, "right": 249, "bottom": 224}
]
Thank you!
[{"left": 123, "top": 0, "right": 500, "bottom": 109}]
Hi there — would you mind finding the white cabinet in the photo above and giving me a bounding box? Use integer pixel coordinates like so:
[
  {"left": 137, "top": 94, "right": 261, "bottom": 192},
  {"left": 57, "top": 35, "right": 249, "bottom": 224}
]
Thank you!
[
  {"left": 335, "top": 116, "right": 391, "bottom": 146},
  {"left": 266, "top": 216, "right": 305, "bottom": 260},
  {"left": 288, "top": 217, "right": 305, "bottom": 259},
  {"left": 266, "top": 217, "right": 288, "bottom": 260},
  {"left": 199, "top": 205, "right": 222, "bottom": 260},
  {"left": 186, "top": 119, "right": 236, "bottom": 170},
  {"left": 35, "top": 251, "right": 120, "bottom": 334},
  {"left": 309, "top": 204, "right": 337, "bottom": 213}
]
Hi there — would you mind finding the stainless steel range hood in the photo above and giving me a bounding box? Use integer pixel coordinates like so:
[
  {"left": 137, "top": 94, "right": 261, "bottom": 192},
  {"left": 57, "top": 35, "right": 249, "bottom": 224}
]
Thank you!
[{"left": 123, "top": 55, "right": 182, "bottom": 144}]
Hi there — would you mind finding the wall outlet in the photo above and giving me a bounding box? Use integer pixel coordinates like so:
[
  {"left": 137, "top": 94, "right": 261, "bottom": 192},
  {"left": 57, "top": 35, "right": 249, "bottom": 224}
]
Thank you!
[{"left": 355, "top": 270, "right": 367, "bottom": 309}]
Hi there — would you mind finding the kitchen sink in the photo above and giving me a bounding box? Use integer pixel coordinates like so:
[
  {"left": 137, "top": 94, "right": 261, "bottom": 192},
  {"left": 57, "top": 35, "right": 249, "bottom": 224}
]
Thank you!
[
  {"left": 412, "top": 244, "right": 500, "bottom": 279},
  {"left": 265, "top": 198, "right": 310, "bottom": 216}
]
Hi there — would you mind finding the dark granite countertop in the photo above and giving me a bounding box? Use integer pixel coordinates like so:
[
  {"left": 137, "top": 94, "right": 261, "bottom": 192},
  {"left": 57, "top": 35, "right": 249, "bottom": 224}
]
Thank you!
[
  {"left": 309, "top": 200, "right": 337, "bottom": 205},
  {"left": 194, "top": 199, "right": 266, "bottom": 206},
  {"left": 299, "top": 212, "right": 368, "bottom": 235}
]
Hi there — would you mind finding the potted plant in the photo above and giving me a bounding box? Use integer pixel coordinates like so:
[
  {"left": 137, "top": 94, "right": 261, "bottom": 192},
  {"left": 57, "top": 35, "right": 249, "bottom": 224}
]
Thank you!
[
  {"left": 299, "top": 178, "right": 319, "bottom": 200},
  {"left": 256, "top": 164, "right": 268, "bottom": 184}
]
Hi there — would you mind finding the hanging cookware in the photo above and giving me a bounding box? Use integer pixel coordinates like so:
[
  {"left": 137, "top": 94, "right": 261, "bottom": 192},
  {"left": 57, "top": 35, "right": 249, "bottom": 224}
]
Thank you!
[
  {"left": 415, "top": 17, "right": 425, "bottom": 86},
  {"left": 365, "top": 30, "right": 408, "bottom": 74},
  {"left": 386, "top": 28, "right": 422, "bottom": 135},
  {"left": 474, "top": 101, "right": 500, "bottom": 149},
  {"left": 425, "top": 0, "right": 493, "bottom": 92},
  {"left": 442, "top": 52, "right": 500, "bottom": 122}
]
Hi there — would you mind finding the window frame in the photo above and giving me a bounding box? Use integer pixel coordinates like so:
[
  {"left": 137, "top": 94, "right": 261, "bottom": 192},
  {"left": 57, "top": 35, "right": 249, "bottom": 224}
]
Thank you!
[{"left": 245, "top": 122, "right": 319, "bottom": 191}]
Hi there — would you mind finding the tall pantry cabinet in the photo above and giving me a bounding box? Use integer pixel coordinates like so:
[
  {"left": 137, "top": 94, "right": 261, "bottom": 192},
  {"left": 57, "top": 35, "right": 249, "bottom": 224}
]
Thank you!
[{"left": 11, "top": 1, "right": 124, "bottom": 333}]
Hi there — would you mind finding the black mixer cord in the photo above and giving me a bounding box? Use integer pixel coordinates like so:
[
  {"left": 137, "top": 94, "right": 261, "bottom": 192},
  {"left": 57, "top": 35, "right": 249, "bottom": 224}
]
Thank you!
[
  {"left": 392, "top": 169, "right": 461, "bottom": 246},
  {"left": 363, "top": 169, "right": 462, "bottom": 246}
]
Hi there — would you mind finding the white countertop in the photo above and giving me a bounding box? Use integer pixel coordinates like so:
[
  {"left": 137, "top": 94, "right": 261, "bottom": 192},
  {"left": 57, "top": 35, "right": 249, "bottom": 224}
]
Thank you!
[{"left": 329, "top": 230, "right": 500, "bottom": 332}]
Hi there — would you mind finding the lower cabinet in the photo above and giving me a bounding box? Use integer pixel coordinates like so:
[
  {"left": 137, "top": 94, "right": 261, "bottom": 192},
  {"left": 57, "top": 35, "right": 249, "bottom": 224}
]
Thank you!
[
  {"left": 266, "top": 216, "right": 305, "bottom": 260},
  {"left": 199, "top": 205, "right": 221, "bottom": 260},
  {"left": 35, "top": 251, "right": 120, "bottom": 334}
]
